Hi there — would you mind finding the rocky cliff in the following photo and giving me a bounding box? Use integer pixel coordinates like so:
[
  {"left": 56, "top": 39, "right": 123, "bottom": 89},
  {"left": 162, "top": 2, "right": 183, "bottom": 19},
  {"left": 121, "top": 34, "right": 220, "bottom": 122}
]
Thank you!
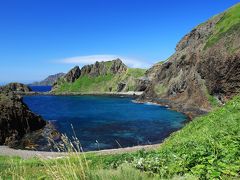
[
  {"left": 81, "top": 59, "right": 127, "bottom": 77},
  {"left": 31, "top": 73, "right": 65, "bottom": 86},
  {"left": 140, "top": 3, "right": 240, "bottom": 117},
  {"left": 0, "top": 92, "right": 45, "bottom": 145},
  {"left": 0, "top": 92, "right": 60, "bottom": 150},
  {"left": 52, "top": 59, "right": 146, "bottom": 93}
]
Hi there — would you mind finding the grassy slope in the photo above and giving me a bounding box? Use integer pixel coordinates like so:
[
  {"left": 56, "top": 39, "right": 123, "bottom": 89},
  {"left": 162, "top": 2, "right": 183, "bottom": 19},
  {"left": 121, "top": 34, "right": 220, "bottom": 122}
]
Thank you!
[
  {"left": 54, "top": 68, "right": 146, "bottom": 93},
  {"left": 132, "top": 96, "right": 240, "bottom": 179},
  {"left": 205, "top": 3, "right": 240, "bottom": 49},
  {"left": 1, "top": 95, "right": 240, "bottom": 179}
]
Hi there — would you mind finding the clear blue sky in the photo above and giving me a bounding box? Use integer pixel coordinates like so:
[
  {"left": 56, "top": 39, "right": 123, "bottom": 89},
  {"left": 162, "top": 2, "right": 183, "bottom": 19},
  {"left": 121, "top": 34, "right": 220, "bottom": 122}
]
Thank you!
[{"left": 0, "top": 0, "right": 239, "bottom": 83}]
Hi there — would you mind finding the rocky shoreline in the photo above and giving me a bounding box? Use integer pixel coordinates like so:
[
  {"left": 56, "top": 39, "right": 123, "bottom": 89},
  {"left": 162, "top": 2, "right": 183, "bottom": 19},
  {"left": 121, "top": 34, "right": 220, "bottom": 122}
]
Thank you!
[
  {"left": 136, "top": 97, "right": 208, "bottom": 119},
  {"left": 0, "top": 82, "right": 198, "bottom": 153},
  {"left": 15, "top": 91, "right": 144, "bottom": 97},
  {"left": 0, "top": 84, "right": 62, "bottom": 151}
]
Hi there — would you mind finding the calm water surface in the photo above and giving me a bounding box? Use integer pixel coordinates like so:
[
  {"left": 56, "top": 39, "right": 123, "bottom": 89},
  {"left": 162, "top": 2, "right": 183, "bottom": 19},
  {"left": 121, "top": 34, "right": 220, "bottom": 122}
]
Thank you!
[
  {"left": 23, "top": 95, "right": 187, "bottom": 151},
  {"left": 29, "top": 85, "right": 52, "bottom": 92}
]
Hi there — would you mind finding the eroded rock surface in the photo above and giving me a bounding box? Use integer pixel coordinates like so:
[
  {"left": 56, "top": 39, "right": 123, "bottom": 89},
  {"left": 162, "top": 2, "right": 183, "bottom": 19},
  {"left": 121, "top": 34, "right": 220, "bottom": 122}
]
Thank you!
[
  {"left": 140, "top": 4, "right": 240, "bottom": 117},
  {"left": 0, "top": 92, "right": 61, "bottom": 150},
  {"left": 63, "top": 66, "right": 81, "bottom": 83},
  {"left": 0, "top": 92, "right": 45, "bottom": 146}
]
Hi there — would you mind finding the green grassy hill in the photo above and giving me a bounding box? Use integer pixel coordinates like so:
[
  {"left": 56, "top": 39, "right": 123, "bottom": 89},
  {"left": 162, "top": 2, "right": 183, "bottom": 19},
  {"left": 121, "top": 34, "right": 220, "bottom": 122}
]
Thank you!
[
  {"left": 54, "top": 67, "right": 146, "bottom": 93},
  {"left": 205, "top": 3, "right": 240, "bottom": 49},
  {"left": 1, "top": 95, "right": 239, "bottom": 179}
]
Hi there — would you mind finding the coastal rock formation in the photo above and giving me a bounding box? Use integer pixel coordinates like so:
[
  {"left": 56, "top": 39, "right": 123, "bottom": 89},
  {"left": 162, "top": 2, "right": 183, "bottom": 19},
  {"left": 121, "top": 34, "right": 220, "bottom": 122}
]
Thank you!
[
  {"left": 31, "top": 73, "right": 65, "bottom": 86},
  {"left": 110, "top": 59, "right": 128, "bottom": 74},
  {"left": 140, "top": 4, "right": 240, "bottom": 117},
  {"left": 52, "top": 59, "right": 145, "bottom": 93},
  {"left": 81, "top": 59, "right": 127, "bottom": 77},
  {"left": 135, "top": 77, "right": 150, "bottom": 92},
  {"left": 0, "top": 83, "right": 32, "bottom": 93},
  {"left": 0, "top": 92, "right": 46, "bottom": 146},
  {"left": 0, "top": 92, "right": 61, "bottom": 150},
  {"left": 63, "top": 66, "right": 81, "bottom": 83}
]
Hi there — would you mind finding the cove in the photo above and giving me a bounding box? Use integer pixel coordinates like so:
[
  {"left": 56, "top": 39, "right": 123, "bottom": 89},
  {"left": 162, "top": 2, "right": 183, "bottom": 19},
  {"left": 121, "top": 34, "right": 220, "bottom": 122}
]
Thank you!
[{"left": 23, "top": 95, "right": 187, "bottom": 151}]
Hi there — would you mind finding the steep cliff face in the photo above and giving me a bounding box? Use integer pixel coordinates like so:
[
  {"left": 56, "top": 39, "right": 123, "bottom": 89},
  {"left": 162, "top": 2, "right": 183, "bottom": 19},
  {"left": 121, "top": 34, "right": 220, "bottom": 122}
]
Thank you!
[
  {"left": 52, "top": 59, "right": 146, "bottom": 93},
  {"left": 141, "top": 4, "right": 240, "bottom": 116},
  {"left": 31, "top": 73, "right": 65, "bottom": 86},
  {"left": 63, "top": 66, "right": 81, "bottom": 83}
]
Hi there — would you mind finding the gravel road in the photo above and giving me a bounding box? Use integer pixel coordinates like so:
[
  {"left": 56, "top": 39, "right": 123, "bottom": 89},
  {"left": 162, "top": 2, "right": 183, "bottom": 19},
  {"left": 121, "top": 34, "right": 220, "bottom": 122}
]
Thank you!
[{"left": 0, "top": 144, "right": 159, "bottom": 159}]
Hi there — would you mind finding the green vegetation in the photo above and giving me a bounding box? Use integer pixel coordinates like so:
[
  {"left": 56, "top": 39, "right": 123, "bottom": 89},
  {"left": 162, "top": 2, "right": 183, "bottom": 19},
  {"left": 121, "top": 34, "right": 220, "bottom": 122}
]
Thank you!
[
  {"left": 127, "top": 68, "right": 146, "bottom": 78},
  {"left": 131, "top": 96, "right": 240, "bottom": 179},
  {"left": 54, "top": 67, "right": 146, "bottom": 93},
  {"left": 205, "top": 3, "right": 240, "bottom": 49},
  {"left": 56, "top": 74, "right": 115, "bottom": 92},
  {"left": 154, "top": 84, "right": 167, "bottom": 96},
  {"left": 1, "top": 95, "right": 240, "bottom": 179},
  {"left": 207, "top": 94, "right": 220, "bottom": 108}
]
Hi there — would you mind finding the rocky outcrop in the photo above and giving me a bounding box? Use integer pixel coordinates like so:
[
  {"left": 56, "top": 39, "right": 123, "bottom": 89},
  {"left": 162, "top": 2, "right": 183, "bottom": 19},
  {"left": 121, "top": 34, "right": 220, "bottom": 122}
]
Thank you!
[
  {"left": 117, "top": 82, "right": 126, "bottom": 92},
  {"left": 52, "top": 59, "right": 134, "bottom": 92},
  {"left": 140, "top": 4, "right": 240, "bottom": 117},
  {"left": 31, "top": 73, "right": 65, "bottom": 86},
  {"left": 81, "top": 59, "right": 127, "bottom": 77},
  {"left": 135, "top": 77, "right": 150, "bottom": 92},
  {"left": 63, "top": 66, "right": 81, "bottom": 83},
  {"left": 0, "top": 92, "right": 61, "bottom": 150},
  {"left": 0, "top": 83, "right": 32, "bottom": 93},
  {"left": 52, "top": 66, "right": 81, "bottom": 91},
  {"left": 110, "top": 59, "right": 128, "bottom": 74},
  {"left": 0, "top": 92, "right": 46, "bottom": 146}
]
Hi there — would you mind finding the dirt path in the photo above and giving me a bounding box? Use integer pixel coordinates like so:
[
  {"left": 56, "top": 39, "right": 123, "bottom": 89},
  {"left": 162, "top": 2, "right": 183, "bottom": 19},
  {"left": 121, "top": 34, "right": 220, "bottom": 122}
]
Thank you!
[{"left": 0, "top": 144, "right": 160, "bottom": 159}]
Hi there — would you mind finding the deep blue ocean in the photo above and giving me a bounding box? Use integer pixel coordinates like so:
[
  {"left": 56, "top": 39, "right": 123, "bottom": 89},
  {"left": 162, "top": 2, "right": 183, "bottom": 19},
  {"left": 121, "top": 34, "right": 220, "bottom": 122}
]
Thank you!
[
  {"left": 23, "top": 95, "right": 187, "bottom": 151},
  {"left": 29, "top": 85, "right": 52, "bottom": 92}
]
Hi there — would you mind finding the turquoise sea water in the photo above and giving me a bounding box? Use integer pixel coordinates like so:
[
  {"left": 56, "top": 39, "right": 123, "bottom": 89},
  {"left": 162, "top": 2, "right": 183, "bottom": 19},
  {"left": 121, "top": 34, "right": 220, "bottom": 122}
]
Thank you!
[{"left": 23, "top": 95, "right": 187, "bottom": 151}]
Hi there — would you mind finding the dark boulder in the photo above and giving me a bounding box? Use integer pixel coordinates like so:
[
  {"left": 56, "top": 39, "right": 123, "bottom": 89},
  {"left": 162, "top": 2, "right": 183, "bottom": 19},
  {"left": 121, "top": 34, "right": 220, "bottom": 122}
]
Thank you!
[{"left": 117, "top": 82, "right": 126, "bottom": 92}]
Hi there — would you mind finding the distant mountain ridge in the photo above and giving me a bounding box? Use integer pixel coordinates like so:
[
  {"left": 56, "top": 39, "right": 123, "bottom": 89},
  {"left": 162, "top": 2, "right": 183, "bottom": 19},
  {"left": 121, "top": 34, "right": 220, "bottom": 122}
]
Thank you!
[{"left": 31, "top": 73, "right": 65, "bottom": 86}]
